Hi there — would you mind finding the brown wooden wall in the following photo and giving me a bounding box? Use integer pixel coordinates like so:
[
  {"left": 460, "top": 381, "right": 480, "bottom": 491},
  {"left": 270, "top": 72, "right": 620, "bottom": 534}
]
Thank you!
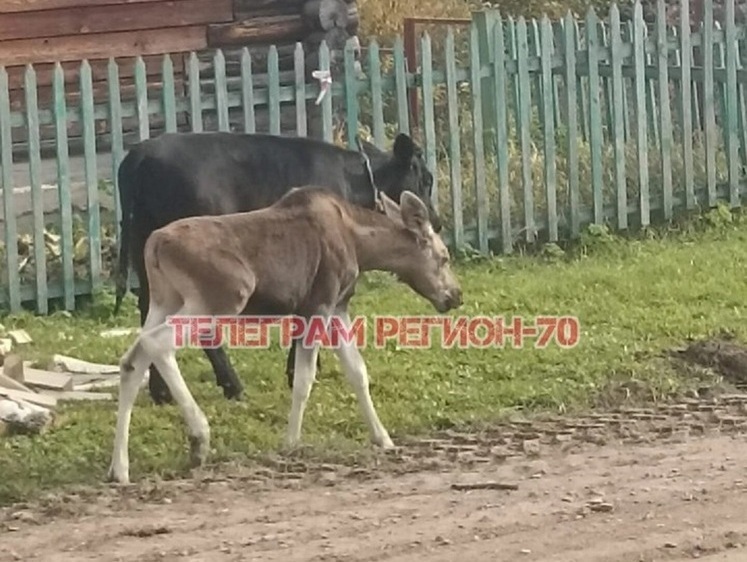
[
  {"left": 1, "top": 0, "right": 359, "bottom": 155},
  {"left": 0, "top": 0, "right": 229, "bottom": 154},
  {"left": 1, "top": 0, "right": 233, "bottom": 93}
]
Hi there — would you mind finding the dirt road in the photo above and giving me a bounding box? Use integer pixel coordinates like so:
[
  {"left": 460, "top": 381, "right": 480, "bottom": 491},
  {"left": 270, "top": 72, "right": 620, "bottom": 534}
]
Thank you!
[{"left": 2, "top": 396, "right": 747, "bottom": 562}]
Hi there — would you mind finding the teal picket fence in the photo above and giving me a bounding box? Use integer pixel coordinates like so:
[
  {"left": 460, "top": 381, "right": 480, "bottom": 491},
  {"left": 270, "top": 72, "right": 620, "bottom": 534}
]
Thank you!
[{"left": 0, "top": 0, "right": 745, "bottom": 314}]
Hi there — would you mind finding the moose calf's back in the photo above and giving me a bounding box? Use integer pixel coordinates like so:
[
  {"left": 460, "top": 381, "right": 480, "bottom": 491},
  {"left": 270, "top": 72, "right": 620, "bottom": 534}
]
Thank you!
[{"left": 144, "top": 188, "right": 358, "bottom": 316}]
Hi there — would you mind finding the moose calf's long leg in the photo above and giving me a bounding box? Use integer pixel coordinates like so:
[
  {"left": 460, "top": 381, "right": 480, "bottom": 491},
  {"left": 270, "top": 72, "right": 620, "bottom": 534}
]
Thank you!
[
  {"left": 286, "top": 340, "right": 321, "bottom": 446},
  {"left": 141, "top": 324, "right": 211, "bottom": 468},
  {"left": 109, "top": 306, "right": 173, "bottom": 484},
  {"left": 203, "top": 347, "right": 244, "bottom": 400},
  {"left": 108, "top": 338, "right": 151, "bottom": 485},
  {"left": 333, "top": 310, "right": 394, "bottom": 449}
]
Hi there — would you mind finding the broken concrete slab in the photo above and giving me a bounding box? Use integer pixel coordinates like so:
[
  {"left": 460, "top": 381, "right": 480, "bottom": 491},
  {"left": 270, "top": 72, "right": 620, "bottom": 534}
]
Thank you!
[
  {"left": 0, "top": 388, "right": 57, "bottom": 409},
  {"left": 22, "top": 368, "right": 73, "bottom": 391},
  {"left": 0, "top": 372, "right": 34, "bottom": 394},
  {"left": 0, "top": 395, "right": 50, "bottom": 417},
  {"left": 3, "top": 354, "right": 24, "bottom": 381},
  {"left": 8, "top": 330, "right": 32, "bottom": 345},
  {"left": 0, "top": 339, "right": 12, "bottom": 358},
  {"left": 71, "top": 373, "right": 111, "bottom": 386},
  {"left": 42, "top": 390, "right": 113, "bottom": 402},
  {"left": 74, "top": 378, "right": 120, "bottom": 391},
  {"left": 0, "top": 397, "right": 53, "bottom": 435},
  {"left": 52, "top": 354, "right": 119, "bottom": 375}
]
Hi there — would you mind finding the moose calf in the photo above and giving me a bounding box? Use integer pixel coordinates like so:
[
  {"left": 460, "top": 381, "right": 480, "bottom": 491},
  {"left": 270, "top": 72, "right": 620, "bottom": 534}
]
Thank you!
[{"left": 108, "top": 186, "right": 462, "bottom": 484}]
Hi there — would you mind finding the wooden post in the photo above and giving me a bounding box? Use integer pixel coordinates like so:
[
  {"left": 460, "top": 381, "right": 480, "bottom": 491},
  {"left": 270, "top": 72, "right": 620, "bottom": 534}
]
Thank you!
[
  {"left": 402, "top": 16, "right": 472, "bottom": 140},
  {"left": 473, "top": 10, "right": 500, "bottom": 136},
  {"left": 692, "top": 0, "right": 705, "bottom": 131},
  {"left": 403, "top": 18, "right": 419, "bottom": 136}
]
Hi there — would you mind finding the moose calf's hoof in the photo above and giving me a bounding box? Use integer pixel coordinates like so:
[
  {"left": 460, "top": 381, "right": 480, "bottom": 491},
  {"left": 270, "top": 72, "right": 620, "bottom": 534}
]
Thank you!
[
  {"left": 282, "top": 436, "right": 302, "bottom": 454},
  {"left": 189, "top": 435, "right": 210, "bottom": 467},
  {"left": 106, "top": 465, "right": 130, "bottom": 486},
  {"left": 375, "top": 435, "right": 395, "bottom": 450}
]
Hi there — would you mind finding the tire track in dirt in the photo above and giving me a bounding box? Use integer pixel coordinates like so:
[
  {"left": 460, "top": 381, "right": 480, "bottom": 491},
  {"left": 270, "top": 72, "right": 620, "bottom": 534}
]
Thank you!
[{"left": 2, "top": 393, "right": 747, "bottom": 562}]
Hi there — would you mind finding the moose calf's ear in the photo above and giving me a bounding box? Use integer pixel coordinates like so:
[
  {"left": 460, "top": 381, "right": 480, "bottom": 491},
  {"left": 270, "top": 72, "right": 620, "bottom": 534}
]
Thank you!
[
  {"left": 379, "top": 191, "right": 403, "bottom": 222},
  {"left": 393, "top": 133, "right": 415, "bottom": 163},
  {"left": 399, "top": 191, "right": 430, "bottom": 235}
]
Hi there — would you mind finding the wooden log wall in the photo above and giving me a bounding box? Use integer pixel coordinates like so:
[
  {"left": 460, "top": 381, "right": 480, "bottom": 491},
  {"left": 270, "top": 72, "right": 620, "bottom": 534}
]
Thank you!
[
  {"left": 2, "top": 0, "right": 361, "bottom": 158},
  {"left": 1, "top": 0, "right": 231, "bottom": 157},
  {"left": 200, "top": 0, "right": 361, "bottom": 139}
]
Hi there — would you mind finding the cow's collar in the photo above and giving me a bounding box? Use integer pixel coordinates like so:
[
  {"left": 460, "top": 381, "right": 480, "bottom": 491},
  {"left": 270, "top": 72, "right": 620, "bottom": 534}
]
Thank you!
[{"left": 355, "top": 136, "right": 385, "bottom": 211}]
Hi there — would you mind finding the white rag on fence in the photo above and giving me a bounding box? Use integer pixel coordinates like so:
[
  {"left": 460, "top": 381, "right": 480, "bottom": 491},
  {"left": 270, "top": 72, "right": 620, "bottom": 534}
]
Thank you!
[{"left": 312, "top": 70, "right": 332, "bottom": 105}]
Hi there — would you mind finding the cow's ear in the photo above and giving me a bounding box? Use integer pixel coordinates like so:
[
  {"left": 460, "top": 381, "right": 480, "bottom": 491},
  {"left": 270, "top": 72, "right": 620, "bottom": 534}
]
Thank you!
[
  {"left": 392, "top": 134, "right": 415, "bottom": 164},
  {"left": 359, "top": 137, "right": 385, "bottom": 159}
]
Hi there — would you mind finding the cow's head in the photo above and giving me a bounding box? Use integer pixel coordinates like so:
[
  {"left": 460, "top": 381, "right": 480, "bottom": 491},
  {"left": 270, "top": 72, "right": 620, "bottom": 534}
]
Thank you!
[{"left": 361, "top": 134, "right": 441, "bottom": 233}]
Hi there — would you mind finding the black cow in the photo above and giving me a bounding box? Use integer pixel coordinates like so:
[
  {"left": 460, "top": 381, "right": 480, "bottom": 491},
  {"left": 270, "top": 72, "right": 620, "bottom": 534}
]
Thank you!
[{"left": 114, "top": 131, "right": 440, "bottom": 406}]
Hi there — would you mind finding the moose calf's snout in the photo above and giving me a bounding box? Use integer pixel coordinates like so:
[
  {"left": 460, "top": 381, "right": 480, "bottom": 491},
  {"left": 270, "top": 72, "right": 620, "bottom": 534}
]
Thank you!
[{"left": 446, "top": 287, "right": 463, "bottom": 309}]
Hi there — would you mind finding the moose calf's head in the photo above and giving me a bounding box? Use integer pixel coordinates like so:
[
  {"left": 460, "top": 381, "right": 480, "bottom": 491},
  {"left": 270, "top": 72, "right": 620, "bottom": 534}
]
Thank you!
[{"left": 379, "top": 190, "right": 462, "bottom": 313}]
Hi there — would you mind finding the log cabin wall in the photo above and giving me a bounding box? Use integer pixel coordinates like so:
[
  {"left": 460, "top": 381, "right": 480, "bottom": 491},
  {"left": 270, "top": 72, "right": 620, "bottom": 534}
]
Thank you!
[
  {"left": 200, "top": 0, "right": 360, "bottom": 138},
  {"left": 1, "top": 0, "right": 361, "bottom": 158}
]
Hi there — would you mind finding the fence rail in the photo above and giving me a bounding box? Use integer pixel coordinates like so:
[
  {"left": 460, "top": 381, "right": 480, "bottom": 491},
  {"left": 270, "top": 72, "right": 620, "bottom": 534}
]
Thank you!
[{"left": 0, "top": 0, "right": 745, "bottom": 314}]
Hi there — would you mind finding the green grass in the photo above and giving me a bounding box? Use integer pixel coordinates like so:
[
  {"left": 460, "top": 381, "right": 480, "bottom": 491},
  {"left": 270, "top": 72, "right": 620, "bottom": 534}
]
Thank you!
[{"left": 1, "top": 205, "right": 747, "bottom": 505}]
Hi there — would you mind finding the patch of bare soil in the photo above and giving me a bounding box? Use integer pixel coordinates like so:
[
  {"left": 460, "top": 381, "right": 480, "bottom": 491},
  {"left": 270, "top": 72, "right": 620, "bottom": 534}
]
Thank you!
[
  {"left": 671, "top": 333, "right": 747, "bottom": 389},
  {"left": 2, "top": 392, "right": 747, "bottom": 562}
]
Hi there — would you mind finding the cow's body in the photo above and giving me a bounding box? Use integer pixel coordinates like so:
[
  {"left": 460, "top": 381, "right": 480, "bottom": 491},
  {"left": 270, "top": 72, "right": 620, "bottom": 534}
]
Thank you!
[{"left": 114, "top": 131, "right": 440, "bottom": 405}]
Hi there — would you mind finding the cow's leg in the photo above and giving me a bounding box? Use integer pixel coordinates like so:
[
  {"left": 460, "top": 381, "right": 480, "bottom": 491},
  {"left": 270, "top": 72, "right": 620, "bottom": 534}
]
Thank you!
[
  {"left": 285, "top": 342, "right": 297, "bottom": 388},
  {"left": 202, "top": 347, "right": 244, "bottom": 400},
  {"left": 285, "top": 339, "right": 323, "bottom": 389}
]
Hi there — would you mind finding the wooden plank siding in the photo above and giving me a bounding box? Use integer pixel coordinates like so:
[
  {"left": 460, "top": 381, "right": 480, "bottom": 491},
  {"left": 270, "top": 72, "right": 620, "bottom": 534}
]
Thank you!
[
  {"left": 6, "top": 55, "right": 187, "bottom": 155},
  {"left": 0, "top": 0, "right": 233, "bottom": 42},
  {"left": 6, "top": 55, "right": 182, "bottom": 92},
  {"left": 0, "top": 0, "right": 184, "bottom": 12},
  {"left": 0, "top": 0, "right": 233, "bottom": 153},
  {"left": 207, "top": 15, "right": 307, "bottom": 46},
  {"left": 0, "top": 26, "right": 209, "bottom": 66},
  {"left": 3, "top": 0, "right": 356, "bottom": 155}
]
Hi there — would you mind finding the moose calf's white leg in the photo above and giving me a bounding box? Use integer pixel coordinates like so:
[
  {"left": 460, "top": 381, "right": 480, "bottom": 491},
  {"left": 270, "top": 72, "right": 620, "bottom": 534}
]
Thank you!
[
  {"left": 142, "top": 325, "right": 211, "bottom": 467},
  {"left": 108, "top": 340, "right": 150, "bottom": 484},
  {"left": 286, "top": 342, "right": 320, "bottom": 446},
  {"left": 109, "top": 308, "right": 172, "bottom": 484},
  {"left": 333, "top": 313, "right": 394, "bottom": 449}
]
